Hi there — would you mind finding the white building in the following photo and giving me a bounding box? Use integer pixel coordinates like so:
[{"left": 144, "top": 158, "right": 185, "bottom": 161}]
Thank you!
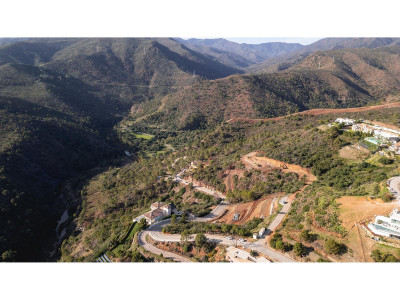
[
  {"left": 352, "top": 123, "right": 374, "bottom": 134},
  {"left": 389, "top": 142, "right": 400, "bottom": 154},
  {"left": 368, "top": 209, "right": 400, "bottom": 239},
  {"left": 134, "top": 202, "right": 172, "bottom": 225},
  {"left": 226, "top": 246, "right": 271, "bottom": 263},
  {"left": 150, "top": 202, "right": 172, "bottom": 216},
  {"left": 373, "top": 129, "right": 400, "bottom": 142},
  {"left": 335, "top": 118, "right": 355, "bottom": 126}
]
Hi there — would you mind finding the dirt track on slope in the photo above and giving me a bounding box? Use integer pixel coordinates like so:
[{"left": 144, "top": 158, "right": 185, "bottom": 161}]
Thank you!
[{"left": 227, "top": 102, "right": 400, "bottom": 124}]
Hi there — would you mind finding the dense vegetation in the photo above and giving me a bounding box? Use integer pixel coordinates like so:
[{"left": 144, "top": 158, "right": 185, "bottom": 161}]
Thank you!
[{"left": 162, "top": 216, "right": 263, "bottom": 237}]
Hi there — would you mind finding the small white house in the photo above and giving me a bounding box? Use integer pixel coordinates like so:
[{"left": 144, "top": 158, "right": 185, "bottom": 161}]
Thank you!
[{"left": 335, "top": 118, "right": 355, "bottom": 126}]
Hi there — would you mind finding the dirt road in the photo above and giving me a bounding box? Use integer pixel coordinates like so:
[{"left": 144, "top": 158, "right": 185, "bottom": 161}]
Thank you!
[{"left": 228, "top": 102, "right": 400, "bottom": 124}]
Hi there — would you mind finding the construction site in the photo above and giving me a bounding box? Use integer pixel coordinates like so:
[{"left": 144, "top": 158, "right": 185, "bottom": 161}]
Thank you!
[{"left": 215, "top": 193, "right": 282, "bottom": 225}]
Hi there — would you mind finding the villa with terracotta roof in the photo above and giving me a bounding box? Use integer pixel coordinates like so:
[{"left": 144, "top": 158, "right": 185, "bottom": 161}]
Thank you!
[{"left": 143, "top": 202, "right": 172, "bottom": 224}]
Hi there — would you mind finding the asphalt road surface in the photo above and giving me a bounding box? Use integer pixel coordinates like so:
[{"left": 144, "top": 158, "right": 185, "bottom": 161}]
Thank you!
[
  {"left": 389, "top": 176, "right": 400, "bottom": 200},
  {"left": 138, "top": 226, "right": 192, "bottom": 263},
  {"left": 143, "top": 215, "right": 296, "bottom": 262}
]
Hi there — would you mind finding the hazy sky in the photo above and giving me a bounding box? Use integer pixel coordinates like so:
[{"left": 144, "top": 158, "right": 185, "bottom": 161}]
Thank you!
[{"left": 225, "top": 37, "right": 322, "bottom": 45}]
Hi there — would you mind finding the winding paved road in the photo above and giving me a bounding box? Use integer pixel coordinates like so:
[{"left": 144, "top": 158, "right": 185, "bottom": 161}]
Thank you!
[
  {"left": 139, "top": 200, "right": 296, "bottom": 263},
  {"left": 389, "top": 176, "right": 400, "bottom": 201},
  {"left": 138, "top": 226, "right": 192, "bottom": 262}
]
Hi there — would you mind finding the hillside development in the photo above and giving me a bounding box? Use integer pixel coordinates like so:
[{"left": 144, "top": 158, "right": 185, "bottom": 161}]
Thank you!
[
  {"left": 57, "top": 103, "right": 400, "bottom": 262},
  {"left": 4, "top": 38, "right": 400, "bottom": 262}
]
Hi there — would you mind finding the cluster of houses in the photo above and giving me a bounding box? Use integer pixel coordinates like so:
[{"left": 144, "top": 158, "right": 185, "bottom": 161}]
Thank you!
[
  {"left": 133, "top": 201, "right": 172, "bottom": 225},
  {"left": 368, "top": 209, "right": 400, "bottom": 240},
  {"left": 335, "top": 118, "right": 400, "bottom": 154}
]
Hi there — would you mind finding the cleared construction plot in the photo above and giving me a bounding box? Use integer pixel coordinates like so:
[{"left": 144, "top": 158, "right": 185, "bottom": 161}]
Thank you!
[
  {"left": 216, "top": 194, "right": 281, "bottom": 225},
  {"left": 337, "top": 196, "right": 398, "bottom": 229},
  {"left": 242, "top": 151, "right": 316, "bottom": 184}
]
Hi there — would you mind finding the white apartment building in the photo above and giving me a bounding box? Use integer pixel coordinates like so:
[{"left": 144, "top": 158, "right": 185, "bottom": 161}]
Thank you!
[{"left": 368, "top": 209, "right": 400, "bottom": 239}]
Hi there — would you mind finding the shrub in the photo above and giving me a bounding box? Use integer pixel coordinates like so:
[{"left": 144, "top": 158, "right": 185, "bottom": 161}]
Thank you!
[
  {"left": 324, "top": 239, "right": 346, "bottom": 255},
  {"left": 299, "top": 229, "right": 317, "bottom": 242},
  {"left": 371, "top": 249, "right": 399, "bottom": 262},
  {"left": 250, "top": 250, "right": 258, "bottom": 257},
  {"left": 378, "top": 157, "right": 394, "bottom": 165},
  {"left": 182, "top": 243, "right": 191, "bottom": 253}
]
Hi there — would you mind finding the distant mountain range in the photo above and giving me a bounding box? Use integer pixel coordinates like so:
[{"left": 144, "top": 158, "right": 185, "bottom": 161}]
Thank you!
[
  {"left": 175, "top": 38, "right": 303, "bottom": 69},
  {"left": 248, "top": 37, "right": 400, "bottom": 73}
]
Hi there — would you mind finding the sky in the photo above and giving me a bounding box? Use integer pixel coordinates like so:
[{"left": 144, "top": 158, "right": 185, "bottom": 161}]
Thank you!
[{"left": 224, "top": 37, "right": 322, "bottom": 45}]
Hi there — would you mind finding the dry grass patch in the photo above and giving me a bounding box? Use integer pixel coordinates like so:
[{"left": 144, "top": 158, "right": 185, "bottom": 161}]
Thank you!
[
  {"left": 337, "top": 196, "right": 398, "bottom": 230},
  {"left": 339, "top": 144, "right": 370, "bottom": 161}
]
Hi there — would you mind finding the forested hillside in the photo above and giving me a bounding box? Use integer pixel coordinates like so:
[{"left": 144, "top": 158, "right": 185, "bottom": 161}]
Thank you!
[
  {"left": 133, "top": 46, "right": 400, "bottom": 130},
  {"left": 0, "top": 38, "right": 241, "bottom": 261}
]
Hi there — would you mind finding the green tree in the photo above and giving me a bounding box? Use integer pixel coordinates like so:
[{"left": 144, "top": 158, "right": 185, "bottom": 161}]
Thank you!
[
  {"left": 181, "top": 230, "right": 189, "bottom": 243},
  {"left": 299, "top": 229, "right": 316, "bottom": 242},
  {"left": 275, "top": 239, "right": 284, "bottom": 250},
  {"left": 324, "top": 239, "right": 346, "bottom": 255},
  {"left": 293, "top": 242, "right": 306, "bottom": 257},
  {"left": 182, "top": 243, "right": 191, "bottom": 253},
  {"left": 171, "top": 214, "right": 177, "bottom": 225},
  {"left": 195, "top": 233, "right": 207, "bottom": 249}
]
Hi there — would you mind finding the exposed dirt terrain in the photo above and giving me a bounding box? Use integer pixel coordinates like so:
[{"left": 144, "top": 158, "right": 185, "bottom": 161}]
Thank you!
[
  {"left": 337, "top": 196, "right": 399, "bottom": 229},
  {"left": 241, "top": 151, "right": 316, "bottom": 184},
  {"left": 336, "top": 195, "right": 398, "bottom": 261},
  {"left": 216, "top": 194, "right": 281, "bottom": 225},
  {"left": 224, "top": 169, "right": 245, "bottom": 191}
]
